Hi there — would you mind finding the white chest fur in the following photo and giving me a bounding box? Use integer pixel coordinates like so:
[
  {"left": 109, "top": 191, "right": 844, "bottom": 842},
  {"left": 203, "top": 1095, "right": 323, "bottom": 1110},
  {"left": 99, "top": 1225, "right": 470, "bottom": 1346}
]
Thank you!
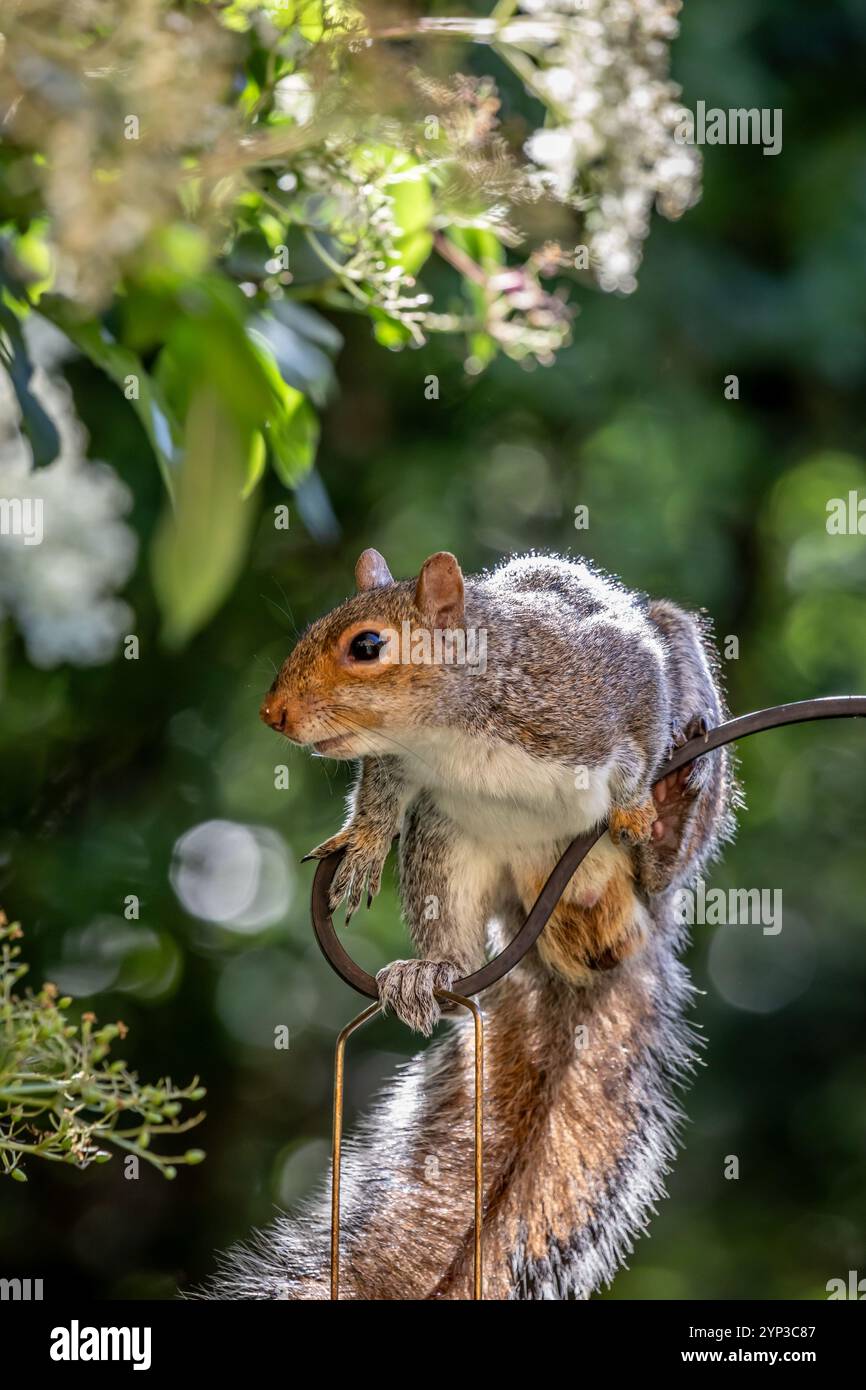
[{"left": 397, "top": 726, "right": 617, "bottom": 848}]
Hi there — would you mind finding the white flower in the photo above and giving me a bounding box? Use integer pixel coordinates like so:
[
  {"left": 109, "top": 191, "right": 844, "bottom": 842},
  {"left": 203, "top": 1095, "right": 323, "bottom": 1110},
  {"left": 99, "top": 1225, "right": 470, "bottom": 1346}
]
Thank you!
[
  {"left": 541, "top": 66, "right": 577, "bottom": 103},
  {"left": 518, "top": 0, "right": 701, "bottom": 292},
  {"left": 0, "top": 318, "right": 138, "bottom": 668},
  {"left": 274, "top": 74, "right": 315, "bottom": 125},
  {"left": 524, "top": 127, "right": 578, "bottom": 197}
]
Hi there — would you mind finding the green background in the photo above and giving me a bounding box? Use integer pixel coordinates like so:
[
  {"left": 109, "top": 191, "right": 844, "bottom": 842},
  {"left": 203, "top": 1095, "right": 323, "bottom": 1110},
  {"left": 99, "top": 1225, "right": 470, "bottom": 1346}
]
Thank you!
[{"left": 2, "top": 0, "right": 866, "bottom": 1298}]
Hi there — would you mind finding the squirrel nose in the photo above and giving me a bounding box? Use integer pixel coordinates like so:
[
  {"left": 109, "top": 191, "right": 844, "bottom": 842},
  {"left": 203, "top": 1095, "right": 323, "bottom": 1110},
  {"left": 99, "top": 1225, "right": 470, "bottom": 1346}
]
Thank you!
[{"left": 261, "top": 690, "right": 294, "bottom": 734}]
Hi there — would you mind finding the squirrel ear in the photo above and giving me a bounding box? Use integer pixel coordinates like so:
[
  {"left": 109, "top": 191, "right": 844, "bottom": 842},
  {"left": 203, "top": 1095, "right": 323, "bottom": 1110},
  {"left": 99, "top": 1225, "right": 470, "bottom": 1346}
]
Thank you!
[
  {"left": 415, "top": 552, "right": 465, "bottom": 627},
  {"left": 355, "top": 548, "right": 394, "bottom": 592}
]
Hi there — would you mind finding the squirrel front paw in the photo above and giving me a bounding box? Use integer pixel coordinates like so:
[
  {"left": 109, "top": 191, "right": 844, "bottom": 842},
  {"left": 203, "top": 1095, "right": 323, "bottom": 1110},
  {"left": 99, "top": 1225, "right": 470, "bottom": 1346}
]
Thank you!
[
  {"left": 303, "top": 828, "right": 391, "bottom": 921},
  {"left": 375, "top": 959, "right": 458, "bottom": 1036}
]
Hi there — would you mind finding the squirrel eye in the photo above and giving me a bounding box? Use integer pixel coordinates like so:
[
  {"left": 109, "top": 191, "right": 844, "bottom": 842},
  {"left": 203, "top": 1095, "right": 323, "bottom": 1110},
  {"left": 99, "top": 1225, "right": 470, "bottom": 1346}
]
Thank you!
[{"left": 348, "top": 630, "right": 387, "bottom": 662}]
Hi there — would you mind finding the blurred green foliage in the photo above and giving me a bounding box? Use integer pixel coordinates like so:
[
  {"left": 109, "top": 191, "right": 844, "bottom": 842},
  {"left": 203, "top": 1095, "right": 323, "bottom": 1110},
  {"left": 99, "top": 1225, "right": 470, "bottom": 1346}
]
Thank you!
[
  {"left": 0, "top": 0, "right": 599, "bottom": 650},
  {"left": 1, "top": 0, "right": 866, "bottom": 1299}
]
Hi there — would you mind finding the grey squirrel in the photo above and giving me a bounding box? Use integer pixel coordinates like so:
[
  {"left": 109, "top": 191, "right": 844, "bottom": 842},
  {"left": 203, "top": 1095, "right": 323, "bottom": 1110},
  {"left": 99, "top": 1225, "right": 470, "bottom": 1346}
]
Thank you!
[{"left": 205, "top": 550, "right": 735, "bottom": 1299}]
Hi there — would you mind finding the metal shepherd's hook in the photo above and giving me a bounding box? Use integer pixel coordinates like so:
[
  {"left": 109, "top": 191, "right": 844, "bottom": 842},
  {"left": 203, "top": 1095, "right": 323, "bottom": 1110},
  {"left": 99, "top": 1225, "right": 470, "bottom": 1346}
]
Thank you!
[{"left": 330, "top": 990, "right": 484, "bottom": 1300}]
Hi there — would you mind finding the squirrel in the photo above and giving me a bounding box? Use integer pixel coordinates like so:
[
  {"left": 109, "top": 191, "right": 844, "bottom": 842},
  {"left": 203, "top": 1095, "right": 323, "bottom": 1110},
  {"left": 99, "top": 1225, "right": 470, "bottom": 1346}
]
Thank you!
[{"left": 204, "top": 549, "right": 735, "bottom": 1300}]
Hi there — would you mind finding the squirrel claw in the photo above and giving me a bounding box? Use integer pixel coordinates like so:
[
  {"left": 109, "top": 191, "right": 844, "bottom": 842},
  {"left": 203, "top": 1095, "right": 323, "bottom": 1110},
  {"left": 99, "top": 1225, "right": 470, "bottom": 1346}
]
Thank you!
[
  {"left": 666, "top": 713, "right": 711, "bottom": 761},
  {"left": 326, "top": 838, "right": 390, "bottom": 918},
  {"left": 302, "top": 829, "right": 390, "bottom": 918},
  {"left": 376, "top": 959, "right": 458, "bottom": 1036},
  {"left": 685, "top": 712, "right": 710, "bottom": 742}
]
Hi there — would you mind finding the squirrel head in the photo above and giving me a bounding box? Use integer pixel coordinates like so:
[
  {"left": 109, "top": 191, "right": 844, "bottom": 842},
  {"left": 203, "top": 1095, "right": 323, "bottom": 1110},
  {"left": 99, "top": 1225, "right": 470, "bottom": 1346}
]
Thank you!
[{"left": 260, "top": 548, "right": 469, "bottom": 758}]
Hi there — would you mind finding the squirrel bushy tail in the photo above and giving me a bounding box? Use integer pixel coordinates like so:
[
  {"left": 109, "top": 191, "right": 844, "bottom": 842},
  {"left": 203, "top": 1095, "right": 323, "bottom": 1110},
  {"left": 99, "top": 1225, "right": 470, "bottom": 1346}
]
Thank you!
[{"left": 203, "top": 911, "right": 695, "bottom": 1301}]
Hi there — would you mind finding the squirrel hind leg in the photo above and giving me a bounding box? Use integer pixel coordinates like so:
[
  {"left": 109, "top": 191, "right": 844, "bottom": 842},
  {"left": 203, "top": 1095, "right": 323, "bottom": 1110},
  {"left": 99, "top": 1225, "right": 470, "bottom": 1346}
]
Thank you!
[
  {"left": 652, "top": 713, "right": 712, "bottom": 848},
  {"left": 637, "top": 711, "right": 729, "bottom": 896},
  {"left": 608, "top": 797, "right": 657, "bottom": 847},
  {"left": 519, "top": 858, "right": 647, "bottom": 983}
]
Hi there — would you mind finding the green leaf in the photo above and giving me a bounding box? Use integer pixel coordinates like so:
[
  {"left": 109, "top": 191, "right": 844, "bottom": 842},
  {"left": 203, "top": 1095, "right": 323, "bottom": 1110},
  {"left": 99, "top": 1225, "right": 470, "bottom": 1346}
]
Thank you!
[
  {"left": 0, "top": 224, "right": 54, "bottom": 305},
  {"left": 270, "top": 392, "right": 319, "bottom": 486},
  {"left": 242, "top": 430, "right": 267, "bottom": 498},
  {"left": 246, "top": 328, "right": 320, "bottom": 485},
  {"left": 150, "top": 386, "right": 260, "bottom": 647},
  {"left": 349, "top": 146, "right": 433, "bottom": 276},
  {"left": 448, "top": 227, "right": 505, "bottom": 271},
  {"left": 388, "top": 159, "right": 434, "bottom": 275},
  {"left": 250, "top": 303, "right": 341, "bottom": 407},
  {"left": 159, "top": 279, "right": 277, "bottom": 431},
  {"left": 156, "top": 282, "right": 320, "bottom": 502},
  {"left": 0, "top": 304, "right": 61, "bottom": 467},
  {"left": 370, "top": 309, "right": 413, "bottom": 351},
  {"left": 37, "top": 296, "right": 179, "bottom": 498},
  {"left": 466, "top": 331, "right": 497, "bottom": 373}
]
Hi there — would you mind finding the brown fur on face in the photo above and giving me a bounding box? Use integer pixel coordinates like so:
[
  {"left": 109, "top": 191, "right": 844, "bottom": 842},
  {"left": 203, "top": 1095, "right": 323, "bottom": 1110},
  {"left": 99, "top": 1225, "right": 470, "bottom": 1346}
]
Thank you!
[
  {"left": 260, "top": 550, "right": 469, "bottom": 750},
  {"left": 260, "top": 597, "right": 436, "bottom": 748}
]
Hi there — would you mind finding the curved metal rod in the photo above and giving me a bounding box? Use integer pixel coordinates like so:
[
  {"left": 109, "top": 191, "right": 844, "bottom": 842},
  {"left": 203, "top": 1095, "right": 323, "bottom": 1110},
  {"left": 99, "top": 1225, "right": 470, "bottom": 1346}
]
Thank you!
[
  {"left": 331, "top": 1002, "right": 380, "bottom": 1299},
  {"left": 438, "top": 990, "right": 484, "bottom": 1300},
  {"left": 329, "top": 991, "right": 484, "bottom": 1299},
  {"left": 311, "top": 695, "right": 866, "bottom": 1000}
]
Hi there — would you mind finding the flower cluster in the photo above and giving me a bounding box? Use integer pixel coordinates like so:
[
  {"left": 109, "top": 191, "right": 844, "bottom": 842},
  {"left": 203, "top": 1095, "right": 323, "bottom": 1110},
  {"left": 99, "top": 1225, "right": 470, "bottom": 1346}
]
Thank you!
[
  {"left": 0, "top": 318, "right": 138, "bottom": 668},
  {"left": 517, "top": 0, "right": 701, "bottom": 291},
  {"left": 0, "top": 0, "right": 238, "bottom": 307},
  {"left": 1, "top": 0, "right": 698, "bottom": 335},
  {"left": 0, "top": 914, "right": 205, "bottom": 1182}
]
